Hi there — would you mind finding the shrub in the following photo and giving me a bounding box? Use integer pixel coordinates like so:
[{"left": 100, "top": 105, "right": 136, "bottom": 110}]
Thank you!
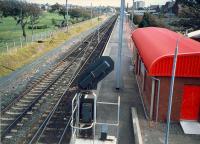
[{"left": 51, "top": 18, "right": 57, "bottom": 25}]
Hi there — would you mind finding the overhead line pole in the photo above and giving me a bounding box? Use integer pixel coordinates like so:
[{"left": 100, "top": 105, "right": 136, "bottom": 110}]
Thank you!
[{"left": 116, "top": 0, "right": 125, "bottom": 89}]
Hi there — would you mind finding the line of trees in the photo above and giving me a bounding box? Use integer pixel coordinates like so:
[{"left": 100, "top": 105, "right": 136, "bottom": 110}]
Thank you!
[
  {"left": 49, "top": 3, "right": 91, "bottom": 20},
  {"left": 0, "top": 0, "right": 41, "bottom": 39}
]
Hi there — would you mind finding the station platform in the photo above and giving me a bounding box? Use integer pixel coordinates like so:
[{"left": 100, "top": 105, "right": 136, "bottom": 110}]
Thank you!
[
  {"left": 95, "top": 19, "right": 200, "bottom": 144},
  {"left": 95, "top": 19, "right": 144, "bottom": 144}
]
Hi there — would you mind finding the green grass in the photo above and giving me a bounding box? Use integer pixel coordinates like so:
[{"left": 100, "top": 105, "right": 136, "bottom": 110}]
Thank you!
[
  {"left": 0, "top": 12, "right": 64, "bottom": 51},
  {"left": 0, "top": 16, "right": 108, "bottom": 77}
]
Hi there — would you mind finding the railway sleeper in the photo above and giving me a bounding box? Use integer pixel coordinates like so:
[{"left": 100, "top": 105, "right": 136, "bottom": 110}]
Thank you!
[
  {"left": 19, "top": 99, "right": 32, "bottom": 103},
  {"left": 11, "top": 106, "right": 25, "bottom": 111},
  {"left": 27, "top": 111, "right": 33, "bottom": 115},
  {"left": 4, "top": 135, "right": 13, "bottom": 139},
  {"left": 22, "top": 117, "right": 29, "bottom": 121},
  {"left": 31, "top": 90, "right": 44, "bottom": 93},
  {"left": 6, "top": 111, "right": 21, "bottom": 115},
  {"left": 28, "top": 92, "right": 41, "bottom": 96},
  {"left": 40, "top": 82, "right": 51, "bottom": 85},
  {"left": 34, "top": 87, "right": 45, "bottom": 90},
  {"left": 15, "top": 103, "right": 28, "bottom": 107},
  {"left": 17, "top": 123, "right": 23, "bottom": 126},
  {"left": 10, "top": 129, "right": 18, "bottom": 133},
  {"left": 42, "top": 80, "right": 53, "bottom": 83},
  {"left": 0, "top": 117, "right": 15, "bottom": 121},
  {"left": 45, "top": 127, "right": 65, "bottom": 132},
  {"left": 35, "top": 103, "right": 41, "bottom": 107},
  {"left": 39, "top": 84, "right": 49, "bottom": 87},
  {"left": 32, "top": 106, "right": 38, "bottom": 110}
]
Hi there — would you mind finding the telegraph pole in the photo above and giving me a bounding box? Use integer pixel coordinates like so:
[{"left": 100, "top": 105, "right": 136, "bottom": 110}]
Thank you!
[
  {"left": 91, "top": 3, "right": 93, "bottom": 23},
  {"left": 116, "top": 0, "right": 125, "bottom": 89},
  {"left": 66, "top": 0, "right": 69, "bottom": 31}
]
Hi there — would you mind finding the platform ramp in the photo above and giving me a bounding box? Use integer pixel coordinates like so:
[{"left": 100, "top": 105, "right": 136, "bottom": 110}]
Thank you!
[{"left": 180, "top": 121, "right": 200, "bottom": 135}]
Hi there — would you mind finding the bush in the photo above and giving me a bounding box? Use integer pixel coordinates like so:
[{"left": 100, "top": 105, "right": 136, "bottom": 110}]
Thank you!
[
  {"left": 129, "top": 14, "right": 142, "bottom": 25},
  {"left": 138, "top": 13, "right": 166, "bottom": 28},
  {"left": 51, "top": 18, "right": 57, "bottom": 25},
  {"left": 28, "top": 25, "right": 48, "bottom": 29},
  {"left": 133, "top": 15, "right": 143, "bottom": 25}
]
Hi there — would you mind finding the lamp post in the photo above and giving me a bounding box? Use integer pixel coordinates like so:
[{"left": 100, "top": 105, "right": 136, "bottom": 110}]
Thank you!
[
  {"left": 132, "top": 0, "right": 134, "bottom": 27},
  {"left": 116, "top": 0, "right": 125, "bottom": 89},
  {"left": 98, "top": 7, "right": 100, "bottom": 43}
]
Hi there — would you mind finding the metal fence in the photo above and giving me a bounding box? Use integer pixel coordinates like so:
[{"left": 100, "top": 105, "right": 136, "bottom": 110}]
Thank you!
[
  {"left": 0, "top": 18, "right": 96, "bottom": 54},
  {"left": 0, "top": 31, "right": 55, "bottom": 53}
]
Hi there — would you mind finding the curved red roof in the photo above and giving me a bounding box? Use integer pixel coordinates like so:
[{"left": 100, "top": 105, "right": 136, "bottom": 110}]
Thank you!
[{"left": 132, "top": 27, "right": 200, "bottom": 77}]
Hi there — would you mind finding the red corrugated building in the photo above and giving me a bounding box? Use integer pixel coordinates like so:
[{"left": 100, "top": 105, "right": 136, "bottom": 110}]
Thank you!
[{"left": 131, "top": 27, "right": 200, "bottom": 122}]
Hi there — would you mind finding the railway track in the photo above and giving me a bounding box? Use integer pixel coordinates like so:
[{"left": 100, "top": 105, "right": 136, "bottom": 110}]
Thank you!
[
  {"left": 0, "top": 15, "right": 117, "bottom": 144},
  {"left": 28, "top": 16, "right": 117, "bottom": 144}
]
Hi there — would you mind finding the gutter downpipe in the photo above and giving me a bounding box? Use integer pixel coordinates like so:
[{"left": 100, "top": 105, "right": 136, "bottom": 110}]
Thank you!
[
  {"left": 152, "top": 77, "right": 160, "bottom": 123},
  {"left": 150, "top": 78, "right": 155, "bottom": 120}
]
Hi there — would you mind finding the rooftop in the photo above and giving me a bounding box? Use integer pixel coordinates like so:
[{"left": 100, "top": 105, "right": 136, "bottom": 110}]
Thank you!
[{"left": 132, "top": 27, "right": 200, "bottom": 77}]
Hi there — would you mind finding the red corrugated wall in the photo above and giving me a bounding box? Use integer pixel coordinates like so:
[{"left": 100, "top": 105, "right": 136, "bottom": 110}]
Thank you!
[{"left": 149, "top": 54, "right": 200, "bottom": 77}]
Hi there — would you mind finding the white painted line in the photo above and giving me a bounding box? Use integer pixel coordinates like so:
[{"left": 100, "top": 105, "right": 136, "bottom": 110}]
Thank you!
[{"left": 131, "top": 107, "right": 143, "bottom": 144}]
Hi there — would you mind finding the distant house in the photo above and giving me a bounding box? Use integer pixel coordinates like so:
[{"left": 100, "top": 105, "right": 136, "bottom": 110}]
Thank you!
[
  {"left": 150, "top": 5, "right": 160, "bottom": 12},
  {"left": 133, "top": 9, "right": 156, "bottom": 16},
  {"left": 134, "top": 1, "right": 145, "bottom": 10},
  {"left": 132, "top": 27, "right": 200, "bottom": 122},
  {"left": 161, "top": 1, "right": 175, "bottom": 14}
]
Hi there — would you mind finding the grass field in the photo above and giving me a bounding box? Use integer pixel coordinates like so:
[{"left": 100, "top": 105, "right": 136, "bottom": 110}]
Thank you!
[
  {"left": 0, "top": 16, "right": 107, "bottom": 77},
  {"left": 0, "top": 12, "right": 64, "bottom": 50}
]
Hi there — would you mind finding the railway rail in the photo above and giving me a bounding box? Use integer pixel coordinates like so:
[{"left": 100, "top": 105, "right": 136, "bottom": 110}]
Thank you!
[{"left": 0, "top": 15, "right": 117, "bottom": 144}]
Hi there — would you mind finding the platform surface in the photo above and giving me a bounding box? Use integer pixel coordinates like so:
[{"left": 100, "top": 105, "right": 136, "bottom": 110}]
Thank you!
[{"left": 96, "top": 19, "right": 143, "bottom": 144}]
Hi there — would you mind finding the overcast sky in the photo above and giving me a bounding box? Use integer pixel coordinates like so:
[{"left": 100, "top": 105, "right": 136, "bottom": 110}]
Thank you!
[{"left": 27, "top": 0, "right": 170, "bottom": 7}]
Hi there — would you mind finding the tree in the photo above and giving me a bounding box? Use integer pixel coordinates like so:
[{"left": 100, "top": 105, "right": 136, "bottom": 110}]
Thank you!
[
  {"left": 29, "top": 5, "right": 41, "bottom": 35},
  {"left": 0, "top": 0, "right": 41, "bottom": 38},
  {"left": 69, "top": 8, "right": 90, "bottom": 19},
  {"left": 0, "top": 0, "right": 3, "bottom": 23},
  {"left": 58, "top": 6, "right": 67, "bottom": 19},
  {"left": 49, "top": 3, "right": 62, "bottom": 12},
  {"left": 172, "top": 0, "right": 200, "bottom": 30}
]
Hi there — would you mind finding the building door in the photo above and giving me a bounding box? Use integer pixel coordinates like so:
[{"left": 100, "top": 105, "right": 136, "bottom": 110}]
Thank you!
[{"left": 180, "top": 85, "right": 200, "bottom": 121}]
